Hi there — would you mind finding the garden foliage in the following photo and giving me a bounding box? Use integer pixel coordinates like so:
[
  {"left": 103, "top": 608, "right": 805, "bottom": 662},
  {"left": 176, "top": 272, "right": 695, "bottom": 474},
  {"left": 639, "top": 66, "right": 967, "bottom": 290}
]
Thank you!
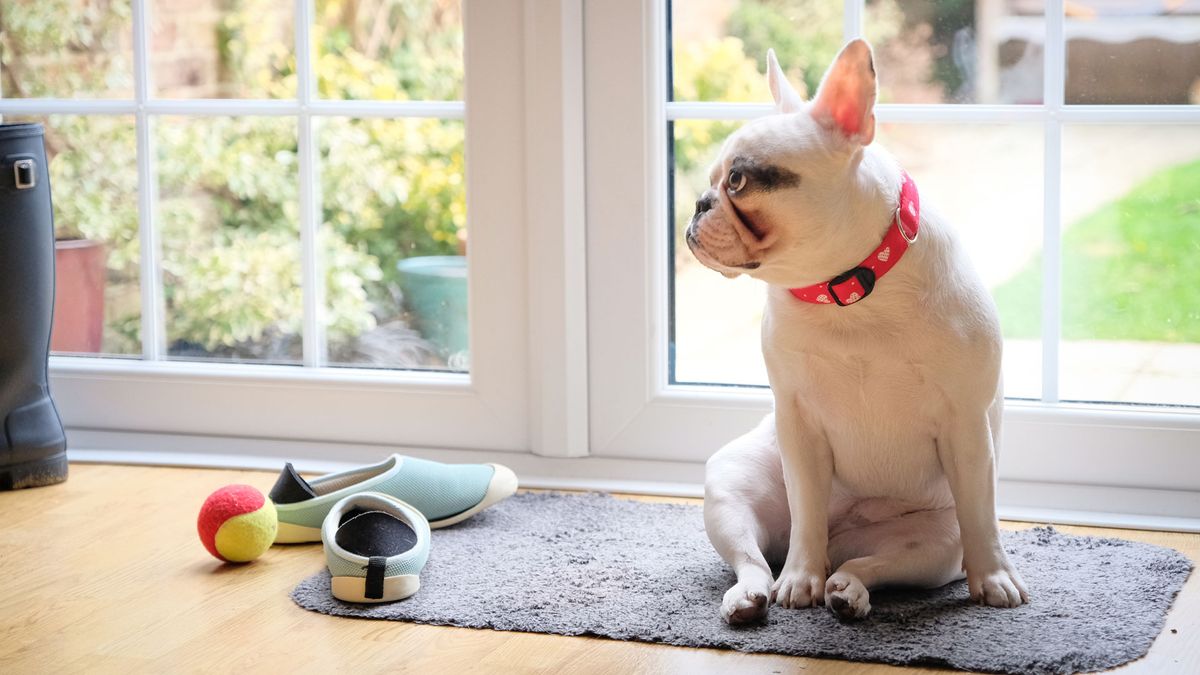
[{"left": 2, "top": 0, "right": 463, "bottom": 358}]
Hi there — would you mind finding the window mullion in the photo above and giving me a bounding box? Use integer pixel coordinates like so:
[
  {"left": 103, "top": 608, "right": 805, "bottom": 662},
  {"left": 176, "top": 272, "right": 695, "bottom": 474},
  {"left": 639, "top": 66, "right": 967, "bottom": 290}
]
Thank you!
[
  {"left": 665, "top": 102, "right": 1051, "bottom": 123},
  {"left": 1057, "top": 106, "right": 1200, "bottom": 123},
  {"left": 843, "top": 0, "right": 864, "bottom": 40},
  {"left": 0, "top": 99, "right": 137, "bottom": 115},
  {"left": 132, "top": 0, "right": 166, "bottom": 361},
  {"left": 524, "top": 0, "right": 590, "bottom": 457},
  {"left": 1041, "top": 0, "right": 1066, "bottom": 402},
  {"left": 306, "top": 100, "right": 465, "bottom": 118},
  {"left": 295, "top": 0, "right": 326, "bottom": 367}
]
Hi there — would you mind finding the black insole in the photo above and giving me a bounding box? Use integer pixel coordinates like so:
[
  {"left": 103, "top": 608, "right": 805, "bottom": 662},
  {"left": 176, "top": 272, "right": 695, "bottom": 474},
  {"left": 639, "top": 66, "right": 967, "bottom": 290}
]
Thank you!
[
  {"left": 335, "top": 510, "right": 418, "bottom": 558},
  {"left": 268, "top": 462, "right": 319, "bottom": 504}
]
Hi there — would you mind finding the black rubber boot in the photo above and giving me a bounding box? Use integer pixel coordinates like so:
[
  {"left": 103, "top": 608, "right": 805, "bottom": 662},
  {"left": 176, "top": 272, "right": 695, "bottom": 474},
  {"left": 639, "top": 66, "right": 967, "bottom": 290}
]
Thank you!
[{"left": 0, "top": 123, "right": 67, "bottom": 490}]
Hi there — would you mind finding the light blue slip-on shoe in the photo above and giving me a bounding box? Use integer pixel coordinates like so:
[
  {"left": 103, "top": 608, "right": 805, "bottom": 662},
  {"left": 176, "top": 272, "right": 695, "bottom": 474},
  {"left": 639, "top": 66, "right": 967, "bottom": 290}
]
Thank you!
[
  {"left": 270, "top": 454, "right": 518, "bottom": 543},
  {"left": 323, "top": 492, "right": 430, "bottom": 603}
]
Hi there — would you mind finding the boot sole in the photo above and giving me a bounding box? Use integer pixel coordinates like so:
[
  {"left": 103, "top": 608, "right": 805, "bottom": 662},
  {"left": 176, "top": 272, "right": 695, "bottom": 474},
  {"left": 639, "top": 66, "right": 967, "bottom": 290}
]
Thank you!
[{"left": 0, "top": 453, "right": 68, "bottom": 491}]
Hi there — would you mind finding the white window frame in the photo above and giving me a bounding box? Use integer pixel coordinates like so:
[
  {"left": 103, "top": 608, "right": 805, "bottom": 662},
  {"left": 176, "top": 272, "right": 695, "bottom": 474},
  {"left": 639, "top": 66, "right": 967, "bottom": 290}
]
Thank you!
[
  {"left": 584, "top": 0, "right": 1200, "bottom": 530},
  {"left": 1, "top": 1, "right": 542, "bottom": 455},
  {"left": 4, "top": 0, "right": 1198, "bottom": 530}
]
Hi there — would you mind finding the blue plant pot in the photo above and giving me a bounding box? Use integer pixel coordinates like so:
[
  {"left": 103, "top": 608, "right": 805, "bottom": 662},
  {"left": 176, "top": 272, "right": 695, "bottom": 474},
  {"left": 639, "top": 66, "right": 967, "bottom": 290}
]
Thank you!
[{"left": 396, "top": 256, "right": 468, "bottom": 357}]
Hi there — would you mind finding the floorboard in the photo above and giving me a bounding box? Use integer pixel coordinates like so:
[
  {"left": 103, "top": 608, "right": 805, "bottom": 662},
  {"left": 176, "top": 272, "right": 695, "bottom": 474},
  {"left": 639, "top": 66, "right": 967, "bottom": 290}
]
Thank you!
[{"left": 0, "top": 464, "right": 1194, "bottom": 674}]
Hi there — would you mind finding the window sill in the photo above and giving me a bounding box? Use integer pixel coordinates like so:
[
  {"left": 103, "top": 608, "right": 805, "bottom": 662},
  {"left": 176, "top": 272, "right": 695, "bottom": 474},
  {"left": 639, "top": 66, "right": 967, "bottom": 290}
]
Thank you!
[{"left": 50, "top": 355, "right": 471, "bottom": 391}]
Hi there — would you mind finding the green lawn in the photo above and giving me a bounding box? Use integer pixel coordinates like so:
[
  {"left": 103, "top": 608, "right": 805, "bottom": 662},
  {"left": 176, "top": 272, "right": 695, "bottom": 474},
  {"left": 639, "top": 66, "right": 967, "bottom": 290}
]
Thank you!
[{"left": 992, "top": 159, "right": 1200, "bottom": 342}]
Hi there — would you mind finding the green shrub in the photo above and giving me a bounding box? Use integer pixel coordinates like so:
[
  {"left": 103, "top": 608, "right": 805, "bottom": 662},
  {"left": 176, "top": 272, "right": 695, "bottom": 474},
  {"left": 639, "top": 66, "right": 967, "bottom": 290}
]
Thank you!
[{"left": 2, "top": 0, "right": 464, "bottom": 357}]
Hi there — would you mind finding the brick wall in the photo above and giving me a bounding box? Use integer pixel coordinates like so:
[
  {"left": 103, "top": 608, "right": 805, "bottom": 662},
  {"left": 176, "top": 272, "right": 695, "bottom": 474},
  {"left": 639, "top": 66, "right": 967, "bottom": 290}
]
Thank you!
[
  {"left": 151, "top": 0, "right": 224, "bottom": 97},
  {"left": 151, "top": 0, "right": 292, "bottom": 98}
]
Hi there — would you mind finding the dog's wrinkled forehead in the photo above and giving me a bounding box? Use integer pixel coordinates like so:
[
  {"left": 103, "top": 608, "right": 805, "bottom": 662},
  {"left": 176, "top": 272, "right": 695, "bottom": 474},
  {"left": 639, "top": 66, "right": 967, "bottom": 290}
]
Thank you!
[
  {"left": 710, "top": 152, "right": 802, "bottom": 194},
  {"left": 711, "top": 115, "right": 824, "bottom": 189}
]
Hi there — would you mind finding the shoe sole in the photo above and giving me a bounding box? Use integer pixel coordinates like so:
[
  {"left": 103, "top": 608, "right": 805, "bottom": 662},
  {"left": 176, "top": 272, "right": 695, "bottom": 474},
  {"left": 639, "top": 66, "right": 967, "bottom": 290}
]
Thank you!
[
  {"left": 331, "top": 574, "right": 421, "bottom": 603},
  {"left": 0, "top": 453, "right": 68, "bottom": 491},
  {"left": 274, "top": 463, "right": 518, "bottom": 544},
  {"left": 275, "top": 519, "right": 323, "bottom": 544}
]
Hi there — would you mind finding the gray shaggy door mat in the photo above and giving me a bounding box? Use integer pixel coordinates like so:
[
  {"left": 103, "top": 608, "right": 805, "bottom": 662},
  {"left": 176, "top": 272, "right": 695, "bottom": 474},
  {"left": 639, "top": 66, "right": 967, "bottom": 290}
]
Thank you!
[{"left": 291, "top": 492, "right": 1192, "bottom": 674}]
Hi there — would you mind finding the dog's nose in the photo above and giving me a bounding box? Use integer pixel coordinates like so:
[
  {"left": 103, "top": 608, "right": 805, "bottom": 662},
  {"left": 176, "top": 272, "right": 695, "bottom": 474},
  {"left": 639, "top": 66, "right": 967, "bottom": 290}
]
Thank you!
[{"left": 694, "top": 193, "right": 716, "bottom": 216}]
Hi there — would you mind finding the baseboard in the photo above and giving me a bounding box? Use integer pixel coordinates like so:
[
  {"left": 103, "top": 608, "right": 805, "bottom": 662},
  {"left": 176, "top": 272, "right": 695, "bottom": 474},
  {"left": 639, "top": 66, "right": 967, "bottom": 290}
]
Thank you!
[{"left": 66, "top": 428, "right": 1200, "bottom": 533}]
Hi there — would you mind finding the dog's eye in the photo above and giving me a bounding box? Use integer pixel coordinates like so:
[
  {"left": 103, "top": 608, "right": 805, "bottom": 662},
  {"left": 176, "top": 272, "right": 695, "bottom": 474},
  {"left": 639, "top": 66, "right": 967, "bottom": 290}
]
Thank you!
[{"left": 727, "top": 169, "right": 747, "bottom": 194}]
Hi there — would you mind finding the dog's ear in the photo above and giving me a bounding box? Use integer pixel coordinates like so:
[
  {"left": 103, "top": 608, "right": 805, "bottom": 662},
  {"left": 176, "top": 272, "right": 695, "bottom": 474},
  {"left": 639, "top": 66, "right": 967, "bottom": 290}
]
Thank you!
[
  {"left": 767, "top": 49, "right": 804, "bottom": 113},
  {"left": 811, "top": 39, "right": 877, "bottom": 145}
]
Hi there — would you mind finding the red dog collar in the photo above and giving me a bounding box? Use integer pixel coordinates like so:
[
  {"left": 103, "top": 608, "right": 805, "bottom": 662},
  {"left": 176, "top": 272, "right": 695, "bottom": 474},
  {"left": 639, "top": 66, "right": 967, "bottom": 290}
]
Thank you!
[{"left": 789, "top": 170, "right": 919, "bottom": 306}]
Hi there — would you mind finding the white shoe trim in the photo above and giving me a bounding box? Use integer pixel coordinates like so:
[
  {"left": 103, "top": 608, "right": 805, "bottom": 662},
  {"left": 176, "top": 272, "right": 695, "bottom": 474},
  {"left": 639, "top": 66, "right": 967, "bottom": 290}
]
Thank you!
[{"left": 331, "top": 574, "right": 421, "bottom": 603}]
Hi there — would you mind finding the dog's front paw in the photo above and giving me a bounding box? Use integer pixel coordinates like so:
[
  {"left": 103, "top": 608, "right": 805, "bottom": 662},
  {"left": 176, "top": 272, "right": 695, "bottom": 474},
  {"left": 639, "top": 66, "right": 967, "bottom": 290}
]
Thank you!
[
  {"left": 825, "top": 572, "right": 871, "bottom": 620},
  {"left": 771, "top": 567, "right": 826, "bottom": 609},
  {"left": 967, "top": 564, "right": 1029, "bottom": 608},
  {"left": 720, "top": 578, "right": 771, "bottom": 625}
]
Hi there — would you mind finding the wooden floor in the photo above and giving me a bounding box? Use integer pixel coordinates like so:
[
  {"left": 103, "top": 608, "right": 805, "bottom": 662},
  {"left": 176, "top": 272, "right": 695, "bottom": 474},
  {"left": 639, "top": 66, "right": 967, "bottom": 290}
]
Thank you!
[{"left": 0, "top": 464, "right": 1196, "bottom": 674}]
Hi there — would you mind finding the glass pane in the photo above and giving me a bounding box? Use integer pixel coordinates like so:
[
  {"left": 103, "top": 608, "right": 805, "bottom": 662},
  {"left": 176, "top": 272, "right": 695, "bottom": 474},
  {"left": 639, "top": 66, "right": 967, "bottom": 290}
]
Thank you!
[
  {"left": 1059, "top": 126, "right": 1200, "bottom": 407},
  {"left": 150, "top": 0, "right": 295, "bottom": 98},
  {"left": 670, "top": 0, "right": 841, "bottom": 103},
  {"left": 0, "top": 0, "right": 134, "bottom": 98},
  {"left": 671, "top": 119, "right": 1044, "bottom": 399},
  {"left": 156, "top": 116, "right": 302, "bottom": 364},
  {"left": 1065, "top": 2, "right": 1200, "bottom": 104},
  {"left": 315, "top": 0, "right": 463, "bottom": 101},
  {"left": 672, "top": 119, "right": 767, "bottom": 386},
  {"left": 868, "top": 0, "right": 1044, "bottom": 104},
  {"left": 319, "top": 117, "right": 467, "bottom": 371},
  {"left": 879, "top": 123, "right": 1044, "bottom": 400},
  {"left": 10, "top": 115, "right": 143, "bottom": 357}
]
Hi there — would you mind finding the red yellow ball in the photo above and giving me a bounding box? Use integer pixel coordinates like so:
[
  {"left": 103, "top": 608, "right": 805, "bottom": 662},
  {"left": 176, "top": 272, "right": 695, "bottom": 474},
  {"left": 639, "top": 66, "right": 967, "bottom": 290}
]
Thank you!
[{"left": 197, "top": 484, "right": 277, "bottom": 563}]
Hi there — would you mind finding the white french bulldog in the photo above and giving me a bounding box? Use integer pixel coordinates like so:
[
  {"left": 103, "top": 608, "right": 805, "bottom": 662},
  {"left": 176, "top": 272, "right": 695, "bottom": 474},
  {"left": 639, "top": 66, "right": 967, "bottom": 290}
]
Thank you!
[{"left": 688, "top": 40, "right": 1028, "bottom": 624}]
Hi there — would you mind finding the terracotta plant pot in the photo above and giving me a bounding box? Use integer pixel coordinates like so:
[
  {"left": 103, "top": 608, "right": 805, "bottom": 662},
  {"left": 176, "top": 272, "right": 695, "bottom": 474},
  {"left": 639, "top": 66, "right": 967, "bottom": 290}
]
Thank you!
[{"left": 51, "top": 238, "right": 106, "bottom": 353}]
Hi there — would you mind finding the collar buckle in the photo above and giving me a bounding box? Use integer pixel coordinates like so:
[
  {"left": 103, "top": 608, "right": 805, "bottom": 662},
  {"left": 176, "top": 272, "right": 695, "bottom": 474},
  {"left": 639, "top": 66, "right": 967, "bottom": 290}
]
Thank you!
[{"left": 827, "top": 266, "right": 876, "bottom": 306}]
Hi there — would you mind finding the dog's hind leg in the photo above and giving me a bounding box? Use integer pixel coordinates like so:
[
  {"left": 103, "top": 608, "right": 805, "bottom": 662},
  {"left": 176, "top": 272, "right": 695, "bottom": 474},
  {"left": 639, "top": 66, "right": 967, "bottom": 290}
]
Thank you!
[
  {"left": 823, "top": 507, "right": 964, "bottom": 620},
  {"left": 704, "top": 415, "right": 788, "bottom": 625}
]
